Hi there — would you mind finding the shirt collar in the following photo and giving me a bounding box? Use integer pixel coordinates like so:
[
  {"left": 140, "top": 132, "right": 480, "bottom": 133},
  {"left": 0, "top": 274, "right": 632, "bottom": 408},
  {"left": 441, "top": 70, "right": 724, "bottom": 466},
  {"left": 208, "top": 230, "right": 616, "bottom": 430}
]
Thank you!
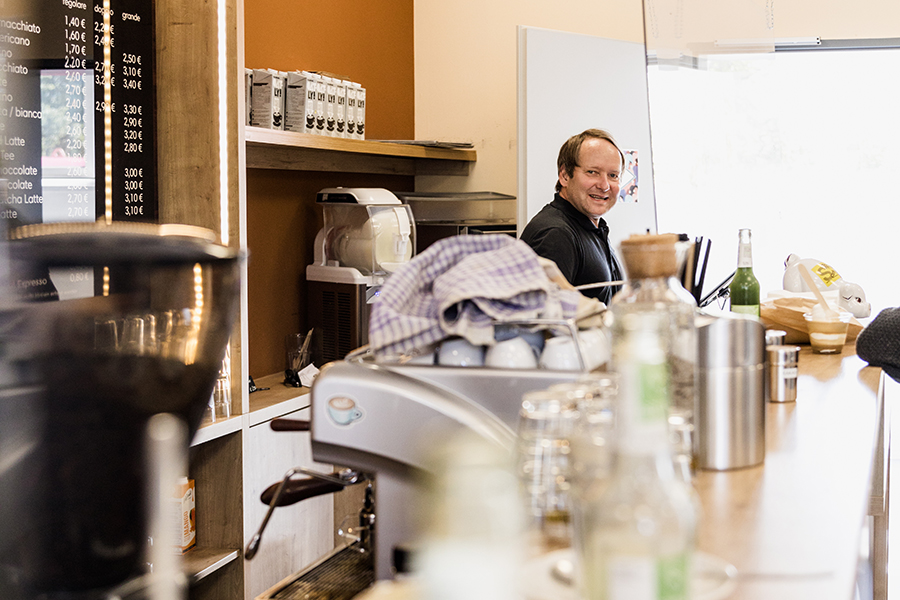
[{"left": 552, "top": 193, "right": 609, "bottom": 234}]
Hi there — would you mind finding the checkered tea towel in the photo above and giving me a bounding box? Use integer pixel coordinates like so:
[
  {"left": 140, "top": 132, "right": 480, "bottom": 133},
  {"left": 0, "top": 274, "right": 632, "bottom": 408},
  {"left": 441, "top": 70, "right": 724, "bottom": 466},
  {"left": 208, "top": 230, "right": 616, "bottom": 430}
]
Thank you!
[
  {"left": 857, "top": 307, "right": 900, "bottom": 382},
  {"left": 368, "top": 234, "right": 581, "bottom": 357}
]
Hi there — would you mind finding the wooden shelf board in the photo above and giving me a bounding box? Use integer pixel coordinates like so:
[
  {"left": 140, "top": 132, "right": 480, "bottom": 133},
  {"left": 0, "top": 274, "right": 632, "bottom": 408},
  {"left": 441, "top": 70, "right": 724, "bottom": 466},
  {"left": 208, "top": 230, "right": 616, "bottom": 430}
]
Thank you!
[
  {"left": 248, "top": 371, "right": 311, "bottom": 426},
  {"left": 183, "top": 547, "right": 240, "bottom": 584},
  {"left": 245, "top": 127, "right": 475, "bottom": 176},
  {"left": 191, "top": 415, "right": 243, "bottom": 447}
]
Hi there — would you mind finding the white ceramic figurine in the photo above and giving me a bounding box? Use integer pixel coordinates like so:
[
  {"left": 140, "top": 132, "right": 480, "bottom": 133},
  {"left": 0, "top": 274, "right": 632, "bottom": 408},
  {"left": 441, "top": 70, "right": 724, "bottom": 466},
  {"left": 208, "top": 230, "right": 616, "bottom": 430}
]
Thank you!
[{"left": 782, "top": 254, "right": 871, "bottom": 318}]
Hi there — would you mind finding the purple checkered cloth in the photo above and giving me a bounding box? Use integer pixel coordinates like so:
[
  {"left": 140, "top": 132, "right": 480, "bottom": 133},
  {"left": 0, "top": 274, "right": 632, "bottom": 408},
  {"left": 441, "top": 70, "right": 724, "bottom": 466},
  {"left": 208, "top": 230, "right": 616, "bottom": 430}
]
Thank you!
[{"left": 369, "top": 235, "right": 581, "bottom": 357}]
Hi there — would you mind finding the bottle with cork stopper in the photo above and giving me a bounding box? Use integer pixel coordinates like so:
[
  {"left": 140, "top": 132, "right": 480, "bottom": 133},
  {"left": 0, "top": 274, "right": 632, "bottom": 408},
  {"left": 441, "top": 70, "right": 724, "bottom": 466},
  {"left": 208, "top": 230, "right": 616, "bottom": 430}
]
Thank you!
[{"left": 606, "top": 233, "right": 698, "bottom": 482}]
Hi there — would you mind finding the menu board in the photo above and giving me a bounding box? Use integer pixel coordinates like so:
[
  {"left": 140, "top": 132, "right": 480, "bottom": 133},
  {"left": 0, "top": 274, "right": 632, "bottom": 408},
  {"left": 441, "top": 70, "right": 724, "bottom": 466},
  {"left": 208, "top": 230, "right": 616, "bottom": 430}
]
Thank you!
[{"left": 0, "top": 0, "right": 157, "bottom": 229}]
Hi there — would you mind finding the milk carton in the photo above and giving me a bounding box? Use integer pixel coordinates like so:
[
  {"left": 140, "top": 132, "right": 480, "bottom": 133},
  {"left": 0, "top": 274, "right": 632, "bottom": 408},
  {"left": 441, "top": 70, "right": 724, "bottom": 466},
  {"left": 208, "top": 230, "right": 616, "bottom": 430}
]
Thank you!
[
  {"left": 249, "top": 69, "right": 285, "bottom": 129},
  {"left": 273, "top": 70, "right": 286, "bottom": 130},
  {"left": 314, "top": 74, "right": 327, "bottom": 135},
  {"left": 249, "top": 69, "right": 272, "bottom": 128},
  {"left": 346, "top": 83, "right": 357, "bottom": 139},
  {"left": 324, "top": 77, "right": 337, "bottom": 136},
  {"left": 354, "top": 84, "right": 366, "bottom": 140},
  {"left": 335, "top": 80, "right": 348, "bottom": 138},
  {"left": 285, "top": 71, "right": 315, "bottom": 134}
]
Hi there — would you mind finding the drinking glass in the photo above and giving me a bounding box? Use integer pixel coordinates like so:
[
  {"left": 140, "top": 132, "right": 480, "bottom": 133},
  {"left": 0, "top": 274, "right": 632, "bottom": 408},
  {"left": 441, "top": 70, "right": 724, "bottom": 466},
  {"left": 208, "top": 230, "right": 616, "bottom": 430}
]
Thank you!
[
  {"left": 94, "top": 317, "right": 119, "bottom": 352},
  {"left": 210, "top": 353, "right": 232, "bottom": 421},
  {"left": 516, "top": 388, "right": 580, "bottom": 550},
  {"left": 120, "top": 315, "right": 147, "bottom": 355}
]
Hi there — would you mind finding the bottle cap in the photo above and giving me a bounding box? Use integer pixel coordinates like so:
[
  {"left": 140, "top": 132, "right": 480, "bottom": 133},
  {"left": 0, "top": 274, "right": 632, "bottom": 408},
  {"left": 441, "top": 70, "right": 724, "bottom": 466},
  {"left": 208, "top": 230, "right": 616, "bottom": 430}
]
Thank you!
[{"left": 619, "top": 233, "right": 679, "bottom": 279}]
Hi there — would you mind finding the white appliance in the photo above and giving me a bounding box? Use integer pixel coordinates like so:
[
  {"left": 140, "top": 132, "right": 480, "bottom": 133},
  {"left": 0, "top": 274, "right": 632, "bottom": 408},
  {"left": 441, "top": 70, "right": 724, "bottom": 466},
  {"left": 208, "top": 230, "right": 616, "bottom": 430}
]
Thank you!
[{"left": 307, "top": 188, "right": 415, "bottom": 365}]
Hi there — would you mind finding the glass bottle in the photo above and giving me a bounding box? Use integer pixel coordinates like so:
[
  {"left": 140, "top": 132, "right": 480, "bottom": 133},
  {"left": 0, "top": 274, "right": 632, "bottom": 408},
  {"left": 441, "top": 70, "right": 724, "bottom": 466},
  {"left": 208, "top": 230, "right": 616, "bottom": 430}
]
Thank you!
[
  {"left": 729, "top": 228, "right": 760, "bottom": 316},
  {"left": 607, "top": 234, "right": 697, "bottom": 482},
  {"left": 578, "top": 311, "right": 696, "bottom": 600}
]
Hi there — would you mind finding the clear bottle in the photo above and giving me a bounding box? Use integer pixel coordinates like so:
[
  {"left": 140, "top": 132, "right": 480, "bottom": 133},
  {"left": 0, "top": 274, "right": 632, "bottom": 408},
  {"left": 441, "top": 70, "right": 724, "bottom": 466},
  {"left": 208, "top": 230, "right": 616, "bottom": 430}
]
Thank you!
[
  {"left": 729, "top": 228, "right": 760, "bottom": 316},
  {"left": 607, "top": 234, "right": 697, "bottom": 481},
  {"left": 578, "top": 312, "right": 696, "bottom": 600}
]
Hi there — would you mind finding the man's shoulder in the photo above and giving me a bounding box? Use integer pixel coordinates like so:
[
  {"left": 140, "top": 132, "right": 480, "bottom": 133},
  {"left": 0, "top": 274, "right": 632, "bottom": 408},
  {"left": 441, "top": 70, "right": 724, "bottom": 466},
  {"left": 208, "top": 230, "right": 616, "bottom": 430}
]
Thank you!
[{"left": 522, "top": 200, "right": 577, "bottom": 236}]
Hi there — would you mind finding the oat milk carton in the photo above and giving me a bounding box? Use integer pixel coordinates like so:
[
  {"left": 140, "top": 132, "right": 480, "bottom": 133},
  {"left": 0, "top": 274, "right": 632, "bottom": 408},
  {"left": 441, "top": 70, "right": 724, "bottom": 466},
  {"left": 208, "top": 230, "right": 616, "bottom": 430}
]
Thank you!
[
  {"left": 354, "top": 84, "right": 366, "bottom": 140},
  {"left": 285, "top": 71, "right": 315, "bottom": 134},
  {"left": 249, "top": 69, "right": 285, "bottom": 129},
  {"left": 249, "top": 69, "right": 273, "bottom": 128},
  {"left": 335, "top": 79, "right": 348, "bottom": 138},
  {"left": 323, "top": 77, "right": 337, "bottom": 137},
  {"left": 346, "top": 83, "right": 357, "bottom": 139},
  {"left": 314, "top": 74, "right": 327, "bottom": 135},
  {"left": 273, "top": 70, "right": 286, "bottom": 130}
]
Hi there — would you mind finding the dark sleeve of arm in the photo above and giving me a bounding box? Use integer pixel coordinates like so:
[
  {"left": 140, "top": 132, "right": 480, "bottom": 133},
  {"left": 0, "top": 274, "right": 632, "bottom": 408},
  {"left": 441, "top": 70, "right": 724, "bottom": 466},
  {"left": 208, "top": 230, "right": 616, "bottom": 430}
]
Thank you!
[
  {"left": 521, "top": 226, "right": 580, "bottom": 285},
  {"left": 857, "top": 307, "right": 900, "bottom": 378}
]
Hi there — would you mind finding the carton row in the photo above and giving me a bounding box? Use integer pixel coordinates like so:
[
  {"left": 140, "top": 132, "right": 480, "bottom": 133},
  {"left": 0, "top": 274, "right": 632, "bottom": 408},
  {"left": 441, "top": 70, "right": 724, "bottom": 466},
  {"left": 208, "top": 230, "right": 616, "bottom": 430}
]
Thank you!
[{"left": 246, "top": 68, "right": 366, "bottom": 139}]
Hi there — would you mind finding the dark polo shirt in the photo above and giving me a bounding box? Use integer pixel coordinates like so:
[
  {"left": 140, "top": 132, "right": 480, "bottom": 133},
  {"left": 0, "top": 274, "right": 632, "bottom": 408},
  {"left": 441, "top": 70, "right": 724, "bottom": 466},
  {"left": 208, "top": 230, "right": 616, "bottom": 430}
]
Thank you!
[{"left": 520, "top": 193, "right": 623, "bottom": 305}]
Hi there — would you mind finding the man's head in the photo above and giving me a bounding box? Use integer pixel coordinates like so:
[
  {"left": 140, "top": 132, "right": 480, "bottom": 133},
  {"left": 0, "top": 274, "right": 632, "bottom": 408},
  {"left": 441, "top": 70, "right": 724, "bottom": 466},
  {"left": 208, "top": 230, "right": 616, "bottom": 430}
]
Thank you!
[{"left": 556, "top": 129, "right": 624, "bottom": 225}]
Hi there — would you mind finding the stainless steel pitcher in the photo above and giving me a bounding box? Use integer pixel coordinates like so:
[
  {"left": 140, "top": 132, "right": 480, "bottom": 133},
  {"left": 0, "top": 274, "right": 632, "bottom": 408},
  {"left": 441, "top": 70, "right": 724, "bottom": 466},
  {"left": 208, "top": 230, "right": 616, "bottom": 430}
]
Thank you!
[{"left": 695, "top": 314, "right": 766, "bottom": 470}]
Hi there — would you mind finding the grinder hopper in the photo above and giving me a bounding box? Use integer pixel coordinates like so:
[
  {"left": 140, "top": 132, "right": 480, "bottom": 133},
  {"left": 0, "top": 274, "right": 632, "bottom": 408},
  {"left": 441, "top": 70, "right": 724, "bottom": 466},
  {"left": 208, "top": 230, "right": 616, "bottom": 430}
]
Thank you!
[{"left": 0, "top": 222, "right": 241, "bottom": 598}]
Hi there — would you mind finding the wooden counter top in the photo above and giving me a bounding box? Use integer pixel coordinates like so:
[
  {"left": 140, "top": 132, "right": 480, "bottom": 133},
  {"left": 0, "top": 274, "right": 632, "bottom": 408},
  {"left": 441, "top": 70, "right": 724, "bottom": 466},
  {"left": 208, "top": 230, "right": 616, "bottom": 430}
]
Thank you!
[{"left": 694, "top": 343, "right": 884, "bottom": 599}]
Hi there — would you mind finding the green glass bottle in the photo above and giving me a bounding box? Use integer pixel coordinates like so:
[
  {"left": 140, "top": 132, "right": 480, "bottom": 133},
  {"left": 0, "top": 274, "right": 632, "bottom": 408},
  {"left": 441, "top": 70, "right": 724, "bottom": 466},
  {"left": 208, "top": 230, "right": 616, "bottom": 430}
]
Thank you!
[{"left": 729, "top": 228, "right": 760, "bottom": 316}]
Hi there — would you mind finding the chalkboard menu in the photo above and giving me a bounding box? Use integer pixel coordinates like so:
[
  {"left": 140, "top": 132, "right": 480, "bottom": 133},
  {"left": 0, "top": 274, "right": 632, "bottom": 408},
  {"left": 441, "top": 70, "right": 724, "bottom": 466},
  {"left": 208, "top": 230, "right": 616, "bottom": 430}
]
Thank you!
[{"left": 0, "top": 0, "right": 157, "bottom": 228}]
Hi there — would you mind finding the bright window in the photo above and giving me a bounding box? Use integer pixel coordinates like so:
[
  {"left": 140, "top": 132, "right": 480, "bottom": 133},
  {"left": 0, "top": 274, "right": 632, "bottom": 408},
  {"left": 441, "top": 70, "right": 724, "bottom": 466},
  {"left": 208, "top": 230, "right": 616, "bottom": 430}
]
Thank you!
[{"left": 647, "top": 47, "right": 900, "bottom": 316}]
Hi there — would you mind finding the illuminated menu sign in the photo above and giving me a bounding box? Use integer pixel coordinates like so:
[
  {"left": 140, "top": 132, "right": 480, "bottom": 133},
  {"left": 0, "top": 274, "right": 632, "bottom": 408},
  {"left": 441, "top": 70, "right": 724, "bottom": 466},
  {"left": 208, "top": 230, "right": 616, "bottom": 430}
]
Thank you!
[{"left": 0, "top": 0, "right": 157, "bottom": 228}]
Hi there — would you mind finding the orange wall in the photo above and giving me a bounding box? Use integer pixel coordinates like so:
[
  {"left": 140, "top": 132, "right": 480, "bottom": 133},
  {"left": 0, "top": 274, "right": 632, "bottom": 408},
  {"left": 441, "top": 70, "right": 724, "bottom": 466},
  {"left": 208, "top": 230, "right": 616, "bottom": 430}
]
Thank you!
[
  {"left": 244, "top": 0, "right": 415, "bottom": 377},
  {"left": 244, "top": 0, "right": 415, "bottom": 141}
]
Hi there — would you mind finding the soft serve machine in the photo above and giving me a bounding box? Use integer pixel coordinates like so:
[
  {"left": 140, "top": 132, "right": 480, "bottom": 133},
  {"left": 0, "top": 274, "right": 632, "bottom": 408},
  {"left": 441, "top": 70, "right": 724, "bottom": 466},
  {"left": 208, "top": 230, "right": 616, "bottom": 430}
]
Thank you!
[{"left": 306, "top": 188, "right": 414, "bottom": 365}]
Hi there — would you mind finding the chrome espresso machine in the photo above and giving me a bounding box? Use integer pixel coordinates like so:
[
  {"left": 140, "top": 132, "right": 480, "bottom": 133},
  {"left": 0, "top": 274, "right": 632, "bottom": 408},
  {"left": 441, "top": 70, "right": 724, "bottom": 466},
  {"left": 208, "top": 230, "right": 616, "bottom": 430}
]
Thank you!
[{"left": 252, "top": 347, "right": 584, "bottom": 589}]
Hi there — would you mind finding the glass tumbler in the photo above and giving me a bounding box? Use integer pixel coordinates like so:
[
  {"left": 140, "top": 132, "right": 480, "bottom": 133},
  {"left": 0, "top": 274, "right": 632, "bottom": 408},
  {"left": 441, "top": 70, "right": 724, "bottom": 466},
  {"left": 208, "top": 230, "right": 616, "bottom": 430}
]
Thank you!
[
  {"left": 516, "top": 388, "right": 579, "bottom": 550},
  {"left": 209, "top": 351, "right": 232, "bottom": 421}
]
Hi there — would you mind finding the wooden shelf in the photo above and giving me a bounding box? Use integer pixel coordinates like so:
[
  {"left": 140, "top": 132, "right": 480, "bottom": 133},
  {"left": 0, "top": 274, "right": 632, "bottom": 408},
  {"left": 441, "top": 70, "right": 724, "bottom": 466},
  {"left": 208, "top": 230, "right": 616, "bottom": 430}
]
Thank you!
[
  {"left": 184, "top": 547, "right": 241, "bottom": 584},
  {"left": 245, "top": 127, "right": 476, "bottom": 176},
  {"left": 192, "top": 415, "right": 243, "bottom": 447},
  {"left": 248, "top": 371, "right": 311, "bottom": 426}
]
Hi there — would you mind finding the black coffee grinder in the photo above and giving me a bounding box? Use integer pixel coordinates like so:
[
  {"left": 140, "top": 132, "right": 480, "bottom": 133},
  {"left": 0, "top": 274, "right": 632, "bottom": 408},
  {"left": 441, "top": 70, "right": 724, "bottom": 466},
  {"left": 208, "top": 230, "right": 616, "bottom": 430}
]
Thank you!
[{"left": 0, "top": 222, "right": 241, "bottom": 600}]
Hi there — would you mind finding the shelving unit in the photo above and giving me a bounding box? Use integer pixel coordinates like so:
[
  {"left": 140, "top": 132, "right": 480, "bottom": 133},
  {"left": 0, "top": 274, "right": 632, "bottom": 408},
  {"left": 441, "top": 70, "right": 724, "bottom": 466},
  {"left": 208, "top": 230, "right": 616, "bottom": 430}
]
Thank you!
[{"left": 152, "top": 1, "right": 476, "bottom": 597}]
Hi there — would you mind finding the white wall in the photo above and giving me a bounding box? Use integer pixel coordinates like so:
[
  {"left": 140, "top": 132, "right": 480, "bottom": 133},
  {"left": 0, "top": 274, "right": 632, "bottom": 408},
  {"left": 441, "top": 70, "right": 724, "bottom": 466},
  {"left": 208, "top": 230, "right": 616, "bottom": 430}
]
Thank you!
[{"left": 413, "top": 0, "right": 644, "bottom": 197}]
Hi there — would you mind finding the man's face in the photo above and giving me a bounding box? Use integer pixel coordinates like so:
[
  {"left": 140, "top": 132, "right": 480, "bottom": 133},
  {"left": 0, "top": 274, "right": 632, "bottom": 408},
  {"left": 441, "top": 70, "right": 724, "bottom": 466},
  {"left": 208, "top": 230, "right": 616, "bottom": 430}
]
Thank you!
[{"left": 558, "top": 138, "right": 621, "bottom": 225}]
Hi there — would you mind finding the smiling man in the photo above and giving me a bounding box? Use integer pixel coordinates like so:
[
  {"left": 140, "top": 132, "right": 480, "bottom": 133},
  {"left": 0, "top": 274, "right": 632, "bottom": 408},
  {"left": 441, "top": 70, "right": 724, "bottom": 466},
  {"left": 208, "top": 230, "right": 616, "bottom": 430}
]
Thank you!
[{"left": 520, "top": 128, "right": 625, "bottom": 305}]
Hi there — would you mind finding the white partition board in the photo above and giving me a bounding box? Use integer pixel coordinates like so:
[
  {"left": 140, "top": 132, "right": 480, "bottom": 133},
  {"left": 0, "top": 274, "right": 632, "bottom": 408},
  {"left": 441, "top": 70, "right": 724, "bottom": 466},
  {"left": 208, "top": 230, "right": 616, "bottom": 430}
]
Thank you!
[{"left": 517, "top": 26, "right": 658, "bottom": 249}]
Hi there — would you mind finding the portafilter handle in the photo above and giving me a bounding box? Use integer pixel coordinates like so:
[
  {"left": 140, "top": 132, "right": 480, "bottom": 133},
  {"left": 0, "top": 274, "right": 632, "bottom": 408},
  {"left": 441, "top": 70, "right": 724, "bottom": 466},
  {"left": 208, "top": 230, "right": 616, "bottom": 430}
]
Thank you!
[{"left": 245, "top": 467, "right": 370, "bottom": 560}]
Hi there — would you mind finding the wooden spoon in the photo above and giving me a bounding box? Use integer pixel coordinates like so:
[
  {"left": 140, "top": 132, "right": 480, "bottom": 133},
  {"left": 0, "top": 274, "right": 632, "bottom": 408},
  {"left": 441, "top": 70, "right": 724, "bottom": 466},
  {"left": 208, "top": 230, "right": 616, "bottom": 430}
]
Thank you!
[{"left": 797, "top": 263, "right": 838, "bottom": 318}]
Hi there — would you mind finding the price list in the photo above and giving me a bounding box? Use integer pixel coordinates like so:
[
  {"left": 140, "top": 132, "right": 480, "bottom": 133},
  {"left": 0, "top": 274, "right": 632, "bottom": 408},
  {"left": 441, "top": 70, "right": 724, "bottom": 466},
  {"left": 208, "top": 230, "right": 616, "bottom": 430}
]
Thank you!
[{"left": 0, "top": 0, "right": 157, "bottom": 229}]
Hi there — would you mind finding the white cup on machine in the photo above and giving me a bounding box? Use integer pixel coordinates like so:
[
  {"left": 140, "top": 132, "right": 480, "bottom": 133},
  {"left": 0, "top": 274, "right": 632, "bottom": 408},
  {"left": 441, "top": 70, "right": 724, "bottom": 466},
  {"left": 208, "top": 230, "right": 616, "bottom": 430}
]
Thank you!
[
  {"left": 485, "top": 336, "right": 539, "bottom": 369},
  {"left": 438, "top": 337, "right": 485, "bottom": 367},
  {"left": 539, "top": 336, "right": 582, "bottom": 371}
]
